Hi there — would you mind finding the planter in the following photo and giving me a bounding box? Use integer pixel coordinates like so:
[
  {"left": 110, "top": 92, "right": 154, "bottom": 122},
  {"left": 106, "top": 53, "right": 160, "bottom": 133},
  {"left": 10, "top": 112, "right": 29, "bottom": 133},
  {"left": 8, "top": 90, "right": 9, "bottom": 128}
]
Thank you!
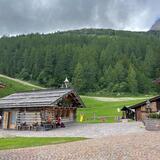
[
  {"left": 144, "top": 118, "right": 160, "bottom": 131},
  {"left": 121, "top": 119, "right": 128, "bottom": 123}
]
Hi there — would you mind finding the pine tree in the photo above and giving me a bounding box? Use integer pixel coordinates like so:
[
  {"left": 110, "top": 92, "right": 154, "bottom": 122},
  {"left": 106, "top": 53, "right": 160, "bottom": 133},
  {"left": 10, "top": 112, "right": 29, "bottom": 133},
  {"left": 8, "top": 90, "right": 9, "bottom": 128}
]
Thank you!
[
  {"left": 127, "top": 65, "right": 138, "bottom": 93},
  {"left": 72, "top": 63, "right": 84, "bottom": 92}
]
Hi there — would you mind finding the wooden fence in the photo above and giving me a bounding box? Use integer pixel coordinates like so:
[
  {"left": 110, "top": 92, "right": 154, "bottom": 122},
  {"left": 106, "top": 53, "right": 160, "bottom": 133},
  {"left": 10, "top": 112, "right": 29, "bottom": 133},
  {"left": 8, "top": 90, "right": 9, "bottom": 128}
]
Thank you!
[{"left": 78, "top": 112, "right": 121, "bottom": 123}]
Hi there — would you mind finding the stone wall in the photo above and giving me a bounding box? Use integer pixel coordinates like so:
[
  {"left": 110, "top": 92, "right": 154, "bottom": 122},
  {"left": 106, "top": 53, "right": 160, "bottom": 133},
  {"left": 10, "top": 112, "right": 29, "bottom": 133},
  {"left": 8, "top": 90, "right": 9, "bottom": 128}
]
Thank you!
[{"left": 144, "top": 118, "right": 160, "bottom": 131}]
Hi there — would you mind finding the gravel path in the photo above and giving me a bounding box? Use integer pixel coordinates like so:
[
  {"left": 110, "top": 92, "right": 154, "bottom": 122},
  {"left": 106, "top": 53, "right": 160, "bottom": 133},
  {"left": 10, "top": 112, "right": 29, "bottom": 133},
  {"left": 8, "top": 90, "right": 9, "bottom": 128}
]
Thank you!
[
  {"left": 0, "top": 132, "right": 160, "bottom": 160},
  {"left": 0, "top": 122, "right": 145, "bottom": 138}
]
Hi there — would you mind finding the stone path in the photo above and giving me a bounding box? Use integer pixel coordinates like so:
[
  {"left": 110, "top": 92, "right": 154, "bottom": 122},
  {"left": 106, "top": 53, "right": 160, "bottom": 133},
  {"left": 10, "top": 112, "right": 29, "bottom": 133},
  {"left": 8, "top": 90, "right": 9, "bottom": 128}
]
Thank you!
[
  {"left": 0, "top": 122, "right": 145, "bottom": 138},
  {"left": 0, "top": 132, "right": 160, "bottom": 160}
]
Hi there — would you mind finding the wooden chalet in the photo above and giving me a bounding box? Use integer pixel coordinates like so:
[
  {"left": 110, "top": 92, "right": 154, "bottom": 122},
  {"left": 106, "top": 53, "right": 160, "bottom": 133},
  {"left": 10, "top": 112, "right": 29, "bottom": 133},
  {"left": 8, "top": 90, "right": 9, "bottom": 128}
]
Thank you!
[
  {"left": 153, "top": 78, "right": 160, "bottom": 84},
  {"left": 0, "top": 89, "right": 84, "bottom": 130},
  {"left": 121, "top": 106, "right": 135, "bottom": 120},
  {"left": 0, "top": 82, "right": 6, "bottom": 89},
  {"left": 121, "top": 96, "right": 160, "bottom": 121}
]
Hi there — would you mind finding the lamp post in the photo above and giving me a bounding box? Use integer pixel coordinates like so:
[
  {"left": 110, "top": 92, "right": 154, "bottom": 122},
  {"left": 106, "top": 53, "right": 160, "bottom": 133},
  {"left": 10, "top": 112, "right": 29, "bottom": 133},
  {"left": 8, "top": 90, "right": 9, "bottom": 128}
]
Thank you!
[{"left": 64, "top": 77, "right": 69, "bottom": 88}]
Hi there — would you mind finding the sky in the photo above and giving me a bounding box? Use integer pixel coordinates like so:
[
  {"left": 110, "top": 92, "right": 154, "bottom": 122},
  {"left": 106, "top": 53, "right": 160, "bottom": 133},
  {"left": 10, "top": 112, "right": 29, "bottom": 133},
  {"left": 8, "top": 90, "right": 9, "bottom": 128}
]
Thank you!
[{"left": 0, "top": 0, "right": 160, "bottom": 36}]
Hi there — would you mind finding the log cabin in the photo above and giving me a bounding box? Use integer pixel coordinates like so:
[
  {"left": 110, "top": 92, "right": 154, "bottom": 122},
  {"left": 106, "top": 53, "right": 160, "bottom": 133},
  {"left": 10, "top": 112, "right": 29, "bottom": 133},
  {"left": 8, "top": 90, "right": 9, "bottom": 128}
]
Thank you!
[
  {"left": 0, "top": 89, "right": 85, "bottom": 130},
  {"left": 121, "top": 96, "right": 160, "bottom": 121},
  {"left": 121, "top": 106, "right": 135, "bottom": 120},
  {"left": 0, "top": 82, "right": 6, "bottom": 89},
  {"left": 153, "top": 78, "right": 160, "bottom": 84}
]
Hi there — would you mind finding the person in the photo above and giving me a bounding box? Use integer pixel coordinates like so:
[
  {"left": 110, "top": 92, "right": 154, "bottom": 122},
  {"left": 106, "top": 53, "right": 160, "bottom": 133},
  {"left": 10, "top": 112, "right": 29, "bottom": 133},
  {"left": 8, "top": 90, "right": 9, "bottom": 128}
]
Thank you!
[
  {"left": 47, "top": 116, "right": 51, "bottom": 123},
  {"left": 56, "top": 116, "right": 61, "bottom": 127},
  {"left": 0, "top": 115, "right": 2, "bottom": 125},
  {"left": 56, "top": 116, "right": 65, "bottom": 128}
]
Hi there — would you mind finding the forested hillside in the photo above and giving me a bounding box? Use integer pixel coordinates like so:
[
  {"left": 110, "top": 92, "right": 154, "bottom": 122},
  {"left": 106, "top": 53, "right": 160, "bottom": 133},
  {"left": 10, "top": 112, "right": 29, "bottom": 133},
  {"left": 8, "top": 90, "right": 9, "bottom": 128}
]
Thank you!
[{"left": 0, "top": 29, "right": 160, "bottom": 94}]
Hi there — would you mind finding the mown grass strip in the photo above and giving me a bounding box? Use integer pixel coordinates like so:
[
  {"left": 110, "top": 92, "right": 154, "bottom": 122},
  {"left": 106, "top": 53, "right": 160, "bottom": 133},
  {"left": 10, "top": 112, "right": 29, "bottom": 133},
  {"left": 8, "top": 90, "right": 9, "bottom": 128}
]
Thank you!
[{"left": 0, "top": 137, "right": 86, "bottom": 150}]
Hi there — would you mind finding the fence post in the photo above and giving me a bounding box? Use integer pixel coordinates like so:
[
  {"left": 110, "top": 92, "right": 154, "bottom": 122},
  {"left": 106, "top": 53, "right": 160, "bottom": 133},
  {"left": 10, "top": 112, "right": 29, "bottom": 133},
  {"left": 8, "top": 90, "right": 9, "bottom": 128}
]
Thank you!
[{"left": 93, "top": 112, "right": 96, "bottom": 121}]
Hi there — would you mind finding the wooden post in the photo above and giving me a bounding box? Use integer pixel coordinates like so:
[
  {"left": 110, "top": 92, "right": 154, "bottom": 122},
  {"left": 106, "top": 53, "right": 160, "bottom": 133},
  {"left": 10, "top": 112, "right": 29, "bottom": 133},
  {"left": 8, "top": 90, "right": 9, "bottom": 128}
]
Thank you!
[{"left": 93, "top": 112, "right": 96, "bottom": 121}]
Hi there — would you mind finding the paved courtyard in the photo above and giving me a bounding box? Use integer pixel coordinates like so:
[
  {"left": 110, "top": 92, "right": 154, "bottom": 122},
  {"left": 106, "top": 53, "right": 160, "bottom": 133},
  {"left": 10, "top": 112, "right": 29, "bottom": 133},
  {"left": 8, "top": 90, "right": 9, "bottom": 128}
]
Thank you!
[
  {"left": 0, "top": 122, "right": 145, "bottom": 138},
  {"left": 1, "top": 122, "right": 158, "bottom": 160},
  {"left": 0, "top": 131, "right": 160, "bottom": 160}
]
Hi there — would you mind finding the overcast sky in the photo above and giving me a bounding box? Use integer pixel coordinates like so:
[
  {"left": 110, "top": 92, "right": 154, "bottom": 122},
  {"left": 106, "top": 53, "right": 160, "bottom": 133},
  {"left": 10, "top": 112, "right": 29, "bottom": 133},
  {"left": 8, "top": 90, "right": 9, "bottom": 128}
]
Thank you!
[{"left": 0, "top": 0, "right": 160, "bottom": 36}]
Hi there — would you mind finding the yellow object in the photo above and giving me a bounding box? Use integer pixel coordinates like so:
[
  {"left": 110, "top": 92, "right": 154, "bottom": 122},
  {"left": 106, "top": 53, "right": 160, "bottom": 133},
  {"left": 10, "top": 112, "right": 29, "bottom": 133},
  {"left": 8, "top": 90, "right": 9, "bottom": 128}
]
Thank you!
[
  {"left": 117, "top": 108, "right": 120, "bottom": 113},
  {"left": 80, "top": 114, "right": 84, "bottom": 122}
]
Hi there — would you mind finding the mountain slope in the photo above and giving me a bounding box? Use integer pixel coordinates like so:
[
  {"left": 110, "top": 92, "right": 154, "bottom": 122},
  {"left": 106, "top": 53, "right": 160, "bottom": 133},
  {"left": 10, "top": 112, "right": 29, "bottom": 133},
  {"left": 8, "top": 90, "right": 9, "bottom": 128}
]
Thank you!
[
  {"left": 150, "top": 19, "right": 160, "bottom": 31},
  {"left": 0, "top": 74, "right": 44, "bottom": 98},
  {"left": 0, "top": 29, "right": 160, "bottom": 94}
]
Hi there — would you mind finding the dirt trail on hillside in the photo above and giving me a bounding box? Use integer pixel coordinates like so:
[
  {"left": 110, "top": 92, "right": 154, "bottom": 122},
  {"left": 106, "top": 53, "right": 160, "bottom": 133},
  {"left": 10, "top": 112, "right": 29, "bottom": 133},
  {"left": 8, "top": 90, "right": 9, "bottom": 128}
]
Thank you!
[
  {"left": 0, "top": 74, "right": 44, "bottom": 89},
  {"left": 83, "top": 96, "right": 150, "bottom": 102}
]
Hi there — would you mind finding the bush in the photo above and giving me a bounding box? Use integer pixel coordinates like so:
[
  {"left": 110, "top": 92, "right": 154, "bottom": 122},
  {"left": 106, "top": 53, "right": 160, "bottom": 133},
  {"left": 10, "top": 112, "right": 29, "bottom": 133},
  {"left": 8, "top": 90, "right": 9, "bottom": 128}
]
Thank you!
[{"left": 148, "top": 112, "right": 160, "bottom": 119}]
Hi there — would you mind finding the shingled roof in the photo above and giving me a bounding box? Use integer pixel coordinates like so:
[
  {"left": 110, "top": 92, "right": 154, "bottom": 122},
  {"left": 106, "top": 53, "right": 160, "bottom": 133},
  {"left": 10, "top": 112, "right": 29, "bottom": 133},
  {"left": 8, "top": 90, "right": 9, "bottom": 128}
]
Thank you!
[
  {"left": 0, "top": 89, "right": 84, "bottom": 109},
  {"left": 128, "top": 95, "right": 160, "bottom": 109}
]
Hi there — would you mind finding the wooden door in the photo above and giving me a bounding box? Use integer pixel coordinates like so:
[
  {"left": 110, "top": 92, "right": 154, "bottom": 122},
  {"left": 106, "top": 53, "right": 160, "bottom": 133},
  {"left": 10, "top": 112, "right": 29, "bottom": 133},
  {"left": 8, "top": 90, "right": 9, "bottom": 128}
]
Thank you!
[
  {"left": 3, "top": 112, "right": 9, "bottom": 129},
  {"left": 136, "top": 110, "right": 142, "bottom": 121},
  {"left": 9, "top": 111, "right": 17, "bottom": 129},
  {"left": 157, "top": 101, "right": 160, "bottom": 111}
]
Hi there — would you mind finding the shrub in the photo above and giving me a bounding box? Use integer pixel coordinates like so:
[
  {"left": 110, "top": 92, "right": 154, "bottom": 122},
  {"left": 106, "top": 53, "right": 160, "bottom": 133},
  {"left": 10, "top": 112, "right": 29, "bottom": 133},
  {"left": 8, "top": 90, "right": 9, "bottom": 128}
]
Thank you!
[{"left": 148, "top": 112, "right": 160, "bottom": 119}]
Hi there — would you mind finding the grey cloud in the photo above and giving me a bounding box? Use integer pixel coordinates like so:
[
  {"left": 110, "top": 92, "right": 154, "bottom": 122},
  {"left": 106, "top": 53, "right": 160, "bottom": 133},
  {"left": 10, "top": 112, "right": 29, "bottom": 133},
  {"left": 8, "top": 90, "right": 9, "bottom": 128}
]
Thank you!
[{"left": 0, "top": 0, "right": 159, "bottom": 35}]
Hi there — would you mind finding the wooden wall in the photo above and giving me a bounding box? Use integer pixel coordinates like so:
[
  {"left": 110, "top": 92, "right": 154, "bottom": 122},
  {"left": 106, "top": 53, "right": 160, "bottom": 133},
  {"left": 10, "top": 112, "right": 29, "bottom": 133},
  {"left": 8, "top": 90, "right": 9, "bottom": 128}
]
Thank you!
[
  {"left": 40, "top": 107, "right": 77, "bottom": 123},
  {"left": 2, "top": 107, "right": 77, "bottom": 129},
  {"left": 135, "top": 101, "right": 159, "bottom": 121}
]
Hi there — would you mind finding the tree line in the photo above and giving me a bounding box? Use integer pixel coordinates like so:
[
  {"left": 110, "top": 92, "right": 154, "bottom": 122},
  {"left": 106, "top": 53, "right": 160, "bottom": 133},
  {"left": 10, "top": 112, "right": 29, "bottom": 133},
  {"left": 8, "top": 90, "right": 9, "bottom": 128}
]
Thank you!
[{"left": 0, "top": 29, "right": 160, "bottom": 94}]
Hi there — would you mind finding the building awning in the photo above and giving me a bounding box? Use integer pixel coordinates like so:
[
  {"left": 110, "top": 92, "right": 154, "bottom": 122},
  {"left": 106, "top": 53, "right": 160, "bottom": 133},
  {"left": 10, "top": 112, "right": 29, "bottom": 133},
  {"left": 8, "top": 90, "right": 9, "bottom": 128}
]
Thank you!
[{"left": 121, "top": 106, "right": 135, "bottom": 112}]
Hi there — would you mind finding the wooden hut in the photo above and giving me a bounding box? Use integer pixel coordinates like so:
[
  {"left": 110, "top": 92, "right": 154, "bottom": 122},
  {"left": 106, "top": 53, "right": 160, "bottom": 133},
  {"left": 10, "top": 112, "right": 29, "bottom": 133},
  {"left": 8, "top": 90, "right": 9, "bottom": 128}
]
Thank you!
[
  {"left": 0, "top": 89, "right": 85, "bottom": 130},
  {"left": 122, "top": 96, "right": 160, "bottom": 121},
  {"left": 153, "top": 78, "right": 160, "bottom": 84},
  {"left": 121, "top": 106, "right": 135, "bottom": 120},
  {"left": 0, "top": 82, "right": 6, "bottom": 89}
]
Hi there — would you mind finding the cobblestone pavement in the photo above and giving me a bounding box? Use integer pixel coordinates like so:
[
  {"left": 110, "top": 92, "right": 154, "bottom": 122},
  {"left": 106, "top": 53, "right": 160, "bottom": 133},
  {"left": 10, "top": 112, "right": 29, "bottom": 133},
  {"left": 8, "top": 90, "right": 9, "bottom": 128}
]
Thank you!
[
  {"left": 0, "top": 122, "right": 145, "bottom": 138},
  {"left": 0, "top": 132, "right": 160, "bottom": 160}
]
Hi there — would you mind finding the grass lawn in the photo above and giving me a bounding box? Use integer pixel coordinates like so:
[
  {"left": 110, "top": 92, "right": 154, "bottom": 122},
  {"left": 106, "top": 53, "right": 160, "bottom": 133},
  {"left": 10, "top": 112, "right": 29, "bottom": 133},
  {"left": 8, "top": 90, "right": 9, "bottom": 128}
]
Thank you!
[
  {"left": 0, "top": 137, "right": 86, "bottom": 150},
  {"left": 77, "top": 96, "right": 150, "bottom": 123}
]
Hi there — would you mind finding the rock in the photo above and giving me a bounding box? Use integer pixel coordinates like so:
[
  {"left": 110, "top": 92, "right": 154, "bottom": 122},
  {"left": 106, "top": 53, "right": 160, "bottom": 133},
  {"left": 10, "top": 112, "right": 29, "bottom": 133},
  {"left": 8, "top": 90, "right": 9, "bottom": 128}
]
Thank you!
[{"left": 150, "top": 19, "right": 160, "bottom": 31}]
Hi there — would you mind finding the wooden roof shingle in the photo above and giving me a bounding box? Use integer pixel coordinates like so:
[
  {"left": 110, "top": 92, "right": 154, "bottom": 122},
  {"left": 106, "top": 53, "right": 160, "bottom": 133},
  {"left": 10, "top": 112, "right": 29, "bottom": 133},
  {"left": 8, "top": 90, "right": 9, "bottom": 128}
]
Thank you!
[{"left": 0, "top": 89, "right": 84, "bottom": 109}]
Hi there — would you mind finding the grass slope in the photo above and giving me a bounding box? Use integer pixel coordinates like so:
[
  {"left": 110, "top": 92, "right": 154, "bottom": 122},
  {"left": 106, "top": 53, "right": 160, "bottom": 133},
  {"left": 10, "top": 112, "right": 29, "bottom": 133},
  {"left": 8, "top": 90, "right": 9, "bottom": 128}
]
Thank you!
[
  {"left": 0, "top": 74, "right": 152, "bottom": 123},
  {"left": 78, "top": 96, "right": 150, "bottom": 123},
  {"left": 0, "top": 137, "right": 85, "bottom": 150},
  {"left": 0, "top": 74, "right": 43, "bottom": 98}
]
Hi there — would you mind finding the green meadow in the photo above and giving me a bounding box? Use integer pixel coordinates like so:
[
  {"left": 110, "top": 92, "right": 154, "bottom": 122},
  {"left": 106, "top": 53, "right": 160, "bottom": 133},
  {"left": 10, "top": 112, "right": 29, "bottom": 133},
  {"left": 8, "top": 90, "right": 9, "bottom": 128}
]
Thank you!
[
  {"left": 0, "top": 74, "right": 153, "bottom": 123},
  {"left": 77, "top": 96, "right": 150, "bottom": 123}
]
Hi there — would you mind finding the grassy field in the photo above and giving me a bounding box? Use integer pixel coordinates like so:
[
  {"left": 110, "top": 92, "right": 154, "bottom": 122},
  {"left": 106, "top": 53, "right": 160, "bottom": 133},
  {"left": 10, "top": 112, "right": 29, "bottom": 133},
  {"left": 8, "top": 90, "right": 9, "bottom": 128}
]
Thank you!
[
  {"left": 0, "top": 74, "right": 153, "bottom": 123},
  {"left": 77, "top": 96, "right": 151, "bottom": 123},
  {"left": 0, "top": 74, "right": 43, "bottom": 98},
  {"left": 0, "top": 137, "right": 86, "bottom": 150}
]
